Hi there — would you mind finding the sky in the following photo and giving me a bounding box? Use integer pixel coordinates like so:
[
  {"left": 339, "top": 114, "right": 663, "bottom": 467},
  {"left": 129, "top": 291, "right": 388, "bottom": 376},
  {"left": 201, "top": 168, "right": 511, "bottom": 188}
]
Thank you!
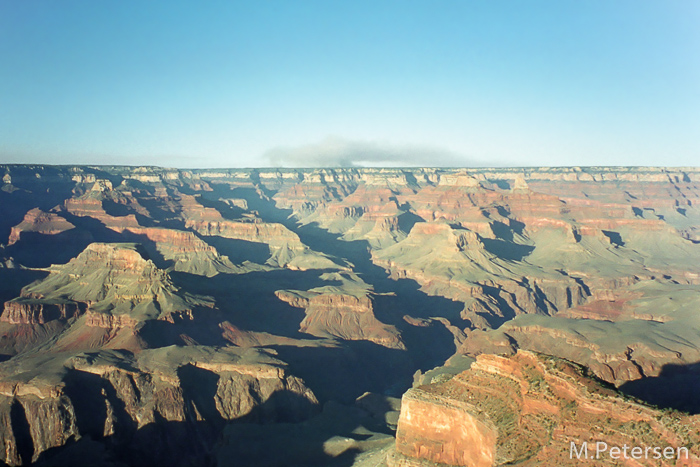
[{"left": 0, "top": 1, "right": 698, "bottom": 168}]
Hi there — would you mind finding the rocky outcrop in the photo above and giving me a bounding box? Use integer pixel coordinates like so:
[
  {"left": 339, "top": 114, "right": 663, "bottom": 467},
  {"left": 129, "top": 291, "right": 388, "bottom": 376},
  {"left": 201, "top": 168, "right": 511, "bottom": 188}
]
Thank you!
[
  {"left": 391, "top": 351, "right": 700, "bottom": 466},
  {"left": 187, "top": 219, "right": 301, "bottom": 247},
  {"left": 84, "top": 309, "right": 138, "bottom": 329},
  {"left": 276, "top": 290, "right": 405, "bottom": 349},
  {"left": 64, "top": 197, "right": 141, "bottom": 229},
  {"left": 7, "top": 208, "right": 76, "bottom": 245},
  {"left": 1, "top": 300, "right": 85, "bottom": 325}
]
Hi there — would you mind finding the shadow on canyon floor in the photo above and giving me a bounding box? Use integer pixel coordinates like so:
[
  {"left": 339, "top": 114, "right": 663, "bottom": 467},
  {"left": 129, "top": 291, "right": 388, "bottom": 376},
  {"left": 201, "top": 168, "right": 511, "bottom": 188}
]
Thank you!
[
  {"left": 0, "top": 171, "right": 75, "bottom": 245},
  {"left": 30, "top": 386, "right": 367, "bottom": 467},
  {"left": 200, "top": 236, "right": 271, "bottom": 265},
  {"left": 136, "top": 312, "right": 233, "bottom": 348},
  {"left": 5, "top": 230, "right": 94, "bottom": 269},
  {"left": 0, "top": 269, "right": 49, "bottom": 305},
  {"left": 271, "top": 341, "right": 415, "bottom": 404},
  {"left": 169, "top": 269, "right": 331, "bottom": 339},
  {"left": 619, "top": 361, "right": 700, "bottom": 414},
  {"left": 9, "top": 401, "right": 33, "bottom": 466}
]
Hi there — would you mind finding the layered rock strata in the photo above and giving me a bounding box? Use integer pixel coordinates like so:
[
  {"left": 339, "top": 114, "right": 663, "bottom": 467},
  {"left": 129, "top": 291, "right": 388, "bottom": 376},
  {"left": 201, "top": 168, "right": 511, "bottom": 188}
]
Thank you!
[{"left": 391, "top": 351, "right": 700, "bottom": 466}]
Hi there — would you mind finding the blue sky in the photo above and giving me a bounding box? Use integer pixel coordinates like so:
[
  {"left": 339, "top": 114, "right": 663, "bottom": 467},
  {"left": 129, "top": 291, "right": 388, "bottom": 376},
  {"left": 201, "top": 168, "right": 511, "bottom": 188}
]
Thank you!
[{"left": 0, "top": 1, "right": 698, "bottom": 168}]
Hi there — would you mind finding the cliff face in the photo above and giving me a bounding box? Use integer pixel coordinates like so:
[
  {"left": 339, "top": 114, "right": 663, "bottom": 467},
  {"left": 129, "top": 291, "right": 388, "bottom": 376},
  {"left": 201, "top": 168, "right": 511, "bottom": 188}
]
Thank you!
[
  {"left": 1, "top": 301, "right": 85, "bottom": 325},
  {"left": 393, "top": 388, "right": 496, "bottom": 467},
  {"left": 392, "top": 351, "right": 700, "bottom": 466},
  {"left": 63, "top": 192, "right": 239, "bottom": 276},
  {"left": 0, "top": 347, "right": 319, "bottom": 466}
]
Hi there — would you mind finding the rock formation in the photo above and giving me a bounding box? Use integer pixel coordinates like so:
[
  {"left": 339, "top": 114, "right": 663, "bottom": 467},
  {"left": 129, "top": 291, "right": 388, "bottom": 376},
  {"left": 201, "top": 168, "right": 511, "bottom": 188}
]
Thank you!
[
  {"left": 0, "top": 347, "right": 318, "bottom": 466},
  {"left": 391, "top": 351, "right": 700, "bottom": 466},
  {"left": 7, "top": 208, "right": 76, "bottom": 246}
]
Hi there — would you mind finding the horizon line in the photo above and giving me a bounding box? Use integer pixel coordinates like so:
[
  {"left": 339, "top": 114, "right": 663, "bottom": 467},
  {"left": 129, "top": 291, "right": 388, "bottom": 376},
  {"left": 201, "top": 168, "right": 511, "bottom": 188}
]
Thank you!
[{"left": 1, "top": 163, "right": 699, "bottom": 171}]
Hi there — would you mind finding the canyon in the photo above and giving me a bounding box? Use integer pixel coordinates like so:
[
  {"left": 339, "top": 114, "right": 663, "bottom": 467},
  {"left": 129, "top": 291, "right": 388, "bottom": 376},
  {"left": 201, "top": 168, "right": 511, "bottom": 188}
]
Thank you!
[{"left": 0, "top": 164, "right": 699, "bottom": 466}]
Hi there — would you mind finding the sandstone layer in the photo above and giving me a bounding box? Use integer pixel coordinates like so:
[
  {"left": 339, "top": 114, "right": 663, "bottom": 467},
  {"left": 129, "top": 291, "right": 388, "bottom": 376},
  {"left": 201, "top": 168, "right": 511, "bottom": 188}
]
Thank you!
[{"left": 391, "top": 351, "right": 700, "bottom": 466}]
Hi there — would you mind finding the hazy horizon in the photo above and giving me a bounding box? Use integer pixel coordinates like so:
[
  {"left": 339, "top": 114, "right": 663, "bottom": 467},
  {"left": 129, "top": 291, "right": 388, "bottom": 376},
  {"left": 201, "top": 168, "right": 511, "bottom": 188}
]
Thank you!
[
  {"left": 1, "top": 1, "right": 699, "bottom": 168},
  {"left": 3, "top": 162, "right": 700, "bottom": 171}
]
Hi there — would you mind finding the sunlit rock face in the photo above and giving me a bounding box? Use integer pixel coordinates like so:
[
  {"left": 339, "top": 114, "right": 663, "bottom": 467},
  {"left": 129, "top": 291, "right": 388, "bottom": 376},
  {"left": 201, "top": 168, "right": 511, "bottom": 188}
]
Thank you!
[
  {"left": 391, "top": 351, "right": 700, "bottom": 466},
  {"left": 393, "top": 388, "right": 496, "bottom": 467}
]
